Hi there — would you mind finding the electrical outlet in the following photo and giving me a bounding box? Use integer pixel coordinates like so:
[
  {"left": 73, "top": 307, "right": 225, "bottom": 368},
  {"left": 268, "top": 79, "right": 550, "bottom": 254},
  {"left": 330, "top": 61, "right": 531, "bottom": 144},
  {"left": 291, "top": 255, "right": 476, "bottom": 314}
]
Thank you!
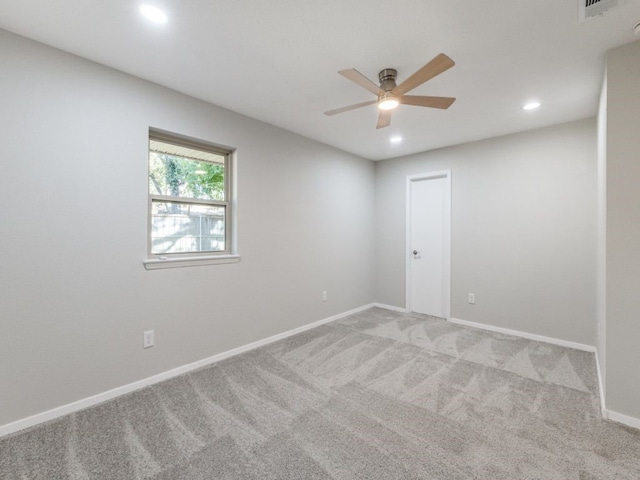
[
  {"left": 322, "top": 291, "right": 327, "bottom": 302},
  {"left": 143, "top": 330, "right": 154, "bottom": 349},
  {"left": 468, "top": 293, "right": 475, "bottom": 304}
]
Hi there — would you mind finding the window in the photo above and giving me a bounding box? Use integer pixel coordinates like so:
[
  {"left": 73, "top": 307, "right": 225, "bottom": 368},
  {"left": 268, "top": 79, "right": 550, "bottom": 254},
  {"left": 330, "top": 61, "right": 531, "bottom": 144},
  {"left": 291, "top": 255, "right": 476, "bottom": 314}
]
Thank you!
[{"left": 147, "top": 130, "right": 233, "bottom": 261}]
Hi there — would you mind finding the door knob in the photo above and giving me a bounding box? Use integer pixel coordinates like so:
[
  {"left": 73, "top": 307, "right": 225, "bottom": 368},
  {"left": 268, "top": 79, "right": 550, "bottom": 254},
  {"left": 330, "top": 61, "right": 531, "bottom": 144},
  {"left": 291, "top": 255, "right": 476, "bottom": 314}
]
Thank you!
[{"left": 413, "top": 250, "right": 419, "bottom": 255}]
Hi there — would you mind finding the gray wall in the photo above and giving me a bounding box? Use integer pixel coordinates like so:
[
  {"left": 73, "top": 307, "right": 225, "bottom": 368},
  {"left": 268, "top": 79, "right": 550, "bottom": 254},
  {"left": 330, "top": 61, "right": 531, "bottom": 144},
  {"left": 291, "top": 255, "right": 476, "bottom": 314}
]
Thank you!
[
  {"left": 604, "top": 40, "right": 640, "bottom": 419},
  {"left": 0, "top": 30, "right": 375, "bottom": 427},
  {"left": 0, "top": 26, "right": 612, "bottom": 430},
  {"left": 375, "top": 119, "right": 598, "bottom": 346}
]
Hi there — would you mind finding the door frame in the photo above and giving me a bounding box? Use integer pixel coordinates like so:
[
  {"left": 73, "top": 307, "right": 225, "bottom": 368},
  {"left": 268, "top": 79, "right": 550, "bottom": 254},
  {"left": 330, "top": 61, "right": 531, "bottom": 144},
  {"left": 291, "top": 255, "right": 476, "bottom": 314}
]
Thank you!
[{"left": 405, "top": 170, "right": 452, "bottom": 318}]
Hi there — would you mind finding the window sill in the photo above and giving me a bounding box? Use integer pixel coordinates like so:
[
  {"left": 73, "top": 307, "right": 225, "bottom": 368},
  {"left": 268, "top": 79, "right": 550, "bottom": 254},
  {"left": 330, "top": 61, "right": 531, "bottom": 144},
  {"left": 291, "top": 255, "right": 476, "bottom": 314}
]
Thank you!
[{"left": 143, "top": 254, "right": 241, "bottom": 270}]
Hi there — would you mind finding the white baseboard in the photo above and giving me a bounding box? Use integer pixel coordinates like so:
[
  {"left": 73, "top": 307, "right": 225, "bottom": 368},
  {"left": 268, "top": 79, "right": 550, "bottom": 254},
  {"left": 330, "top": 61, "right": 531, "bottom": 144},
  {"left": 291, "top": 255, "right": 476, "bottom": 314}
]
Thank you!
[
  {"left": 448, "top": 317, "right": 596, "bottom": 352},
  {"left": 0, "top": 303, "right": 375, "bottom": 438},
  {"left": 372, "top": 303, "right": 409, "bottom": 313},
  {"left": 604, "top": 409, "right": 640, "bottom": 430}
]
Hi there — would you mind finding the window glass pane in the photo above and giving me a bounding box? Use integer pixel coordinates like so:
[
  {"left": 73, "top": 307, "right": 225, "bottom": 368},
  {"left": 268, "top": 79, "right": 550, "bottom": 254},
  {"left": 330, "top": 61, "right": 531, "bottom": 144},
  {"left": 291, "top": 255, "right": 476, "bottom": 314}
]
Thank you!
[
  {"left": 149, "top": 141, "right": 225, "bottom": 201},
  {"left": 151, "top": 201, "right": 225, "bottom": 254}
]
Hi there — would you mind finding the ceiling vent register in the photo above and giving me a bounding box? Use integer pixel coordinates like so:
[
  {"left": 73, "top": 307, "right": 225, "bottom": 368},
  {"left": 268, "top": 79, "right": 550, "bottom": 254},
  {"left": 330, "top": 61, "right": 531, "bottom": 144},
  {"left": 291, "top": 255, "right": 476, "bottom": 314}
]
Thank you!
[{"left": 579, "top": 0, "right": 618, "bottom": 22}]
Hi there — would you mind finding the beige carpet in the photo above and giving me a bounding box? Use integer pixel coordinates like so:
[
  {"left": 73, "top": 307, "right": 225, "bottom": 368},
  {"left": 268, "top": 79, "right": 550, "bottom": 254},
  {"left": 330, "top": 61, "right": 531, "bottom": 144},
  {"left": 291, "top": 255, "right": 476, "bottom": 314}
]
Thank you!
[{"left": 2, "top": 307, "right": 640, "bottom": 479}]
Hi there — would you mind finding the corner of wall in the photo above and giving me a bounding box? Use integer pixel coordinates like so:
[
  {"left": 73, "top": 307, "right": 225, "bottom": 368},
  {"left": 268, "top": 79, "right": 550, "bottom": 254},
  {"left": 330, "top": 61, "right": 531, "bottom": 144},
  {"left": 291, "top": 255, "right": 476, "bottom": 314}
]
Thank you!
[{"left": 596, "top": 66, "right": 608, "bottom": 396}]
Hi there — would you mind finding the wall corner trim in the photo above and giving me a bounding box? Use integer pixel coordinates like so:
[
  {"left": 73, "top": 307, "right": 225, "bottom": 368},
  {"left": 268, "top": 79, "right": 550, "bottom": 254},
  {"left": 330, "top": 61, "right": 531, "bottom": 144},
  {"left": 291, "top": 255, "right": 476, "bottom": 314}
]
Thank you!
[
  {"left": 594, "top": 349, "right": 607, "bottom": 417},
  {"left": 0, "top": 303, "right": 376, "bottom": 438}
]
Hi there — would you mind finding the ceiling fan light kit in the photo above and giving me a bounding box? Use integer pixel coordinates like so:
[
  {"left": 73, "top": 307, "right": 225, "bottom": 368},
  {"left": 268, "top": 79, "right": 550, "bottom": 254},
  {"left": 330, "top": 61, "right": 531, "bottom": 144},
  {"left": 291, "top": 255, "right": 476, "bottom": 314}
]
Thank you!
[
  {"left": 377, "top": 69, "right": 399, "bottom": 110},
  {"left": 378, "top": 92, "right": 400, "bottom": 111},
  {"left": 325, "top": 53, "right": 456, "bottom": 129}
]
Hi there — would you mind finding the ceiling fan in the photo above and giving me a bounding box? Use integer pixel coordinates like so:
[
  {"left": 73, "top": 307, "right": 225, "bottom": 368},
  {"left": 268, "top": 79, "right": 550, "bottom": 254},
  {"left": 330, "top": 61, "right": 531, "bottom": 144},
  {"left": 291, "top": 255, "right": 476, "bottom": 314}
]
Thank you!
[{"left": 324, "top": 53, "right": 456, "bottom": 129}]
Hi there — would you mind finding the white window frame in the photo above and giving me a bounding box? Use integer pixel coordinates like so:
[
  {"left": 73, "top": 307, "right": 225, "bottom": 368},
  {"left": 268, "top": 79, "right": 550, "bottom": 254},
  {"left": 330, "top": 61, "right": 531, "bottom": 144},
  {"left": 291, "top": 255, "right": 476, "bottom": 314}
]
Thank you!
[{"left": 143, "top": 129, "right": 239, "bottom": 270}]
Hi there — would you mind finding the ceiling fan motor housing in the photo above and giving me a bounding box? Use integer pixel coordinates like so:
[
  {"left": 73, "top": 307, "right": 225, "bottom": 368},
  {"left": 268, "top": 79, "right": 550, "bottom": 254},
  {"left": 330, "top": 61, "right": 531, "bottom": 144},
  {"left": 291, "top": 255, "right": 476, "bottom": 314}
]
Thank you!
[{"left": 379, "top": 69, "right": 398, "bottom": 91}]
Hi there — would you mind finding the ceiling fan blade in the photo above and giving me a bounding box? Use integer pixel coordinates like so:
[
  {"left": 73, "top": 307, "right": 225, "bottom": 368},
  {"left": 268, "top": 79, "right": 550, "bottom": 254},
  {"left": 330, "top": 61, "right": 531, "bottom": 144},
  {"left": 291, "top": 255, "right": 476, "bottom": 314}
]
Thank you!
[
  {"left": 376, "top": 109, "right": 391, "bottom": 129},
  {"left": 400, "top": 95, "right": 456, "bottom": 109},
  {"left": 338, "top": 68, "right": 381, "bottom": 96},
  {"left": 324, "top": 100, "right": 377, "bottom": 116},
  {"left": 393, "top": 53, "right": 455, "bottom": 96}
]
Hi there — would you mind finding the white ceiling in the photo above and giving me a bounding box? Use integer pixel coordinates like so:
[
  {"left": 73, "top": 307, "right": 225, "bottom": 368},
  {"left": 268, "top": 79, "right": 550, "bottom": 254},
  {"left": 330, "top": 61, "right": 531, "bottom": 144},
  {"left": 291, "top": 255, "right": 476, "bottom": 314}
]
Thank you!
[{"left": 1, "top": 0, "right": 639, "bottom": 160}]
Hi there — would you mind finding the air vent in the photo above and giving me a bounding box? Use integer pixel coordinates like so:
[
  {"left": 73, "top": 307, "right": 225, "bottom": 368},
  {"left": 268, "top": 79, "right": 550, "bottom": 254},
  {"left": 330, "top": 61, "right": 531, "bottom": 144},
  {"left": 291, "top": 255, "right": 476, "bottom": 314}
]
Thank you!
[{"left": 579, "top": 0, "right": 618, "bottom": 22}]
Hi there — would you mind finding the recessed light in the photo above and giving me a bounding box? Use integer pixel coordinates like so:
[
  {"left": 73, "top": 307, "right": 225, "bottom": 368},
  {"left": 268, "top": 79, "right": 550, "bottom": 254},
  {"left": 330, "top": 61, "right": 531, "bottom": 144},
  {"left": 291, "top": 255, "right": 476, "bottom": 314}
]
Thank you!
[
  {"left": 140, "top": 4, "right": 168, "bottom": 24},
  {"left": 390, "top": 136, "right": 403, "bottom": 144},
  {"left": 523, "top": 101, "right": 541, "bottom": 111}
]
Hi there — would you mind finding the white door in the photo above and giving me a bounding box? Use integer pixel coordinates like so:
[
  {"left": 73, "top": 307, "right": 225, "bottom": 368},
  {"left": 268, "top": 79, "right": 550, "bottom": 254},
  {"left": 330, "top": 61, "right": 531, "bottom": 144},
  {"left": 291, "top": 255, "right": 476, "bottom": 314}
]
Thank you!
[{"left": 407, "top": 172, "right": 450, "bottom": 318}]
